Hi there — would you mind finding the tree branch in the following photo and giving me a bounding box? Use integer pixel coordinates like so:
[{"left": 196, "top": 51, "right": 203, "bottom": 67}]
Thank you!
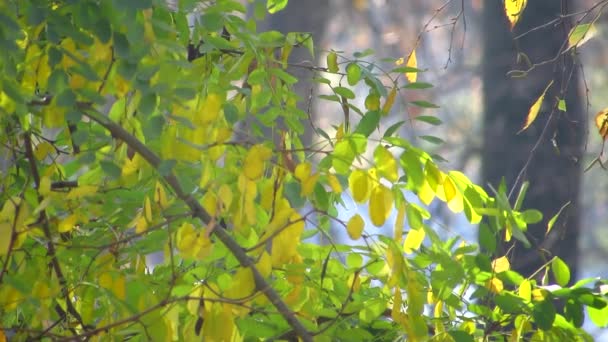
[{"left": 81, "top": 109, "right": 312, "bottom": 341}]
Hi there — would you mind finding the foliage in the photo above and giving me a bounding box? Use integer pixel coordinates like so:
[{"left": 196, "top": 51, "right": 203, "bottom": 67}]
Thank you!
[{"left": 0, "top": 0, "right": 607, "bottom": 341}]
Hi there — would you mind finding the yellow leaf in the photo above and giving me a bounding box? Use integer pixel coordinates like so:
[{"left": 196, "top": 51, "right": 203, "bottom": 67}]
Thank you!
[
  {"left": 301, "top": 173, "right": 319, "bottom": 197},
  {"left": 154, "top": 181, "right": 169, "bottom": 209},
  {"left": 595, "top": 108, "right": 608, "bottom": 140},
  {"left": 374, "top": 145, "right": 398, "bottom": 182},
  {"left": 135, "top": 215, "right": 148, "bottom": 234},
  {"left": 404, "top": 227, "right": 425, "bottom": 254},
  {"left": 271, "top": 212, "right": 304, "bottom": 266},
  {"left": 198, "top": 93, "right": 223, "bottom": 125},
  {"left": 365, "top": 93, "right": 380, "bottom": 111},
  {"left": 243, "top": 144, "right": 272, "bottom": 180},
  {"left": 144, "top": 196, "right": 153, "bottom": 222},
  {"left": 0, "top": 223, "right": 12, "bottom": 256},
  {"left": 66, "top": 185, "right": 99, "bottom": 200},
  {"left": 349, "top": 169, "right": 370, "bottom": 203},
  {"left": 519, "top": 279, "right": 531, "bottom": 302},
  {"left": 492, "top": 256, "right": 511, "bottom": 273},
  {"left": 382, "top": 86, "right": 397, "bottom": 114},
  {"left": 201, "top": 192, "right": 218, "bottom": 217},
  {"left": 405, "top": 50, "right": 417, "bottom": 83},
  {"left": 218, "top": 184, "right": 233, "bottom": 210},
  {"left": 346, "top": 214, "right": 365, "bottom": 240},
  {"left": 295, "top": 162, "right": 312, "bottom": 182},
  {"left": 176, "top": 222, "right": 213, "bottom": 260},
  {"left": 394, "top": 203, "right": 406, "bottom": 241},
  {"left": 504, "top": 0, "right": 528, "bottom": 30},
  {"left": 326, "top": 173, "right": 343, "bottom": 193},
  {"left": 518, "top": 81, "right": 553, "bottom": 133},
  {"left": 369, "top": 184, "right": 394, "bottom": 227},
  {"left": 443, "top": 176, "right": 464, "bottom": 213},
  {"left": 39, "top": 176, "right": 51, "bottom": 197},
  {"left": 58, "top": 214, "right": 78, "bottom": 233},
  {"left": 34, "top": 141, "right": 54, "bottom": 160},
  {"left": 487, "top": 277, "right": 504, "bottom": 293},
  {"left": 257, "top": 251, "right": 272, "bottom": 278},
  {"left": 417, "top": 179, "right": 435, "bottom": 205}
]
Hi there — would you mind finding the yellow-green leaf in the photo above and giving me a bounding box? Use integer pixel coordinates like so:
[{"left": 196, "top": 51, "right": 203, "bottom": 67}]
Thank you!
[
  {"left": 374, "top": 145, "right": 398, "bottom": 182},
  {"left": 243, "top": 144, "right": 272, "bottom": 180},
  {"left": 518, "top": 81, "right": 553, "bottom": 133},
  {"left": 349, "top": 169, "right": 371, "bottom": 203},
  {"left": 382, "top": 86, "right": 397, "bottom": 114},
  {"left": 346, "top": 214, "right": 365, "bottom": 240},
  {"left": 552, "top": 256, "right": 570, "bottom": 286},
  {"left": 403, "top": 227, "right": 425, "bottom": 254},
  {"left": 492, "top": 256, "right": 510, "bottom": 273},
  {"left": 327, "top": 51, "right": 338, "bottom": 73},
  {"left": 567, "top": 23, "right": 597, "bottom": 50},
  {"left": 369, "top": 184, "right": 393, "bottom": 227}
]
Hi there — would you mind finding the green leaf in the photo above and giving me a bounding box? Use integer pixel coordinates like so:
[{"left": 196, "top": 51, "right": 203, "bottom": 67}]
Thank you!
[
  {"left": 418, "top": 135, "right": 444, "bottom": 145},
  {"left": 552, "top": 257, "right": 570, "bottom": 286},
  {"left": 327, "top": 51, "right": 338, "bottom": 73},
  {"left": 478, "top": 224, "right": 496, "bottom": 253},
  {"left": 383, "top": 121, "right": 405, "bottom": 138},
  {"left": 533, "top": 299, "right": 556, "bottom": 331},
  {"left": 346, "top": 63, "right": 361, "bottom": 86},
  {"left": 521, "top": 209, "right": 543, "bottom": 224},
  {"left": 415, "top": 115, "right": 442, "bottom": 125},
  {"left": 588, "top": 303, "right": 608, "bottom": 327},
  {"left": 410, "top": 100, "right": 440, "bottom": 108},
  {"left": 354, "top": 111, "right": 380, "bottom": 137},
  {"left": 547, "top": 202, "right": 570, "bottom": 236},
  {"left": 333, "top": 86, "right": 355, "bottom": 100},
  {"left": 267, "top": 0, "right": 288, "bottom": 13},
  {"left": 100, "top": 160, "right": 121, "bottom": 179}
]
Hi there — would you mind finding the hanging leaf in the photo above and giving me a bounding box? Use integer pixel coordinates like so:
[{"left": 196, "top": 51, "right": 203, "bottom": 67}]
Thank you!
[
  {"left": 327, "top": 51, "right": 338, "bottom": 73},
  {"left": 373, "top": 145, "right": 398, "bottom": 182},
  {"left": 369, "top": 184, "right": 394, "bottom": 227},
  {"left": 567, "top": 23, "right": 597, "bottom": 50},
  {"left": 552, "top": 257, "right": 570, "bottom": 286},
  {"left": 382, "top": 86, "right": 397, "bottom": 115},
  {"left": 546, "top": 201, "right": 570, "bottom": 236},
  {"left": 405, "top": 50, "right": 417, "bottom": 83},
  {"left": 346, "top": 63, "right": 361, "bottom": 86},
  {"left": 346, "top": 214, "right": 365, "bottom": 240},
  {"left": 349, "top": 169, "right": 371, "bottom": 203},
  {"left": 504, "top": 0, "right": 528, "bottom": 30},
  {"left": 518, "top": 81, "right": 553, "bottom": 133},
  {"left": 403, "top": 227, "right": 425, "bottom": 254}
]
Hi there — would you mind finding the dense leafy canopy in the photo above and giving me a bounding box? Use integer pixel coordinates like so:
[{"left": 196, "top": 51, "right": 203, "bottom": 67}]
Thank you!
[{"left": 0, "top": 0, "right": 607, "bottom": 341}]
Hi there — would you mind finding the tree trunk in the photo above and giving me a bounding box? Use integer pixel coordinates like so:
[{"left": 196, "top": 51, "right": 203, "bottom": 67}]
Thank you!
[{"left": 481, "top": 1, "right": 584, "bottom": 280}]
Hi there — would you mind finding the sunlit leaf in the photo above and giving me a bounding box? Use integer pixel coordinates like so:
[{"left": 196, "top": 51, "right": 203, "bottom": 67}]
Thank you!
[
  {"left": 504, "top": 0, "right": 528, "bottom": 30},
  {"left": 405, "top": 50, "right": 417, "bottom": 83},
  {"left": 369, "top": 184, "right": 393, "bottom": 227},
  {"left": 518, "top": 81, "right": 553, "bottom": 133},
  {"left": 567, "top": 23, "right": 597, "bottom": 50},
  {"left": 595, "top": 108, "right": 608, "bottom": 140},
  {"left": 492, "top": 256, "right": 510, "bottom": 273},
  {"left": 346, "top": 214, "right": 365, "bottom": 240},
  {"left": 552, "top": 257, "right": 570, "bottom": 286}
]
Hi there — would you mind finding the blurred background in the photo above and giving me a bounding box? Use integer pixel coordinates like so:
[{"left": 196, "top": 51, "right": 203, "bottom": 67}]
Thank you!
[{"left": 256, "top": 0, "right": 608, "bottom": 337}]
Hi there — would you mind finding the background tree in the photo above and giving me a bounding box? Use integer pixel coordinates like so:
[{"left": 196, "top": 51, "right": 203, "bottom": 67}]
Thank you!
[{"left": 481, "top": 0, "right": 584, "bottom": 279}]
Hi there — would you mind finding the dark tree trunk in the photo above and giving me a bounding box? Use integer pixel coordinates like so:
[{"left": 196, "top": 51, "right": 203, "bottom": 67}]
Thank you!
[
  {"left": 481, "top": 1, "right": 584, "bottom": 280},
  {"left": 257, "top": 0, "right": 329, "bottom": 145}
]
